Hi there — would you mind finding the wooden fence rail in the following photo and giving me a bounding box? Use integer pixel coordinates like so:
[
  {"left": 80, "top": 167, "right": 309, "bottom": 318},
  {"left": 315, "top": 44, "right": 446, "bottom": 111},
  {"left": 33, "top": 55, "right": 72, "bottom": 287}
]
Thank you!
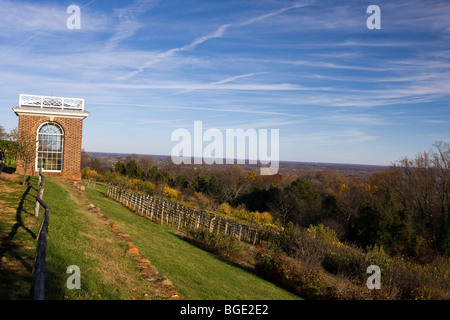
[
  {"left": 107, "top": 185, "right": 275, "bottom": 245},
  {"left": 30, "top": 169, "right": 50, "bottom": 300}
]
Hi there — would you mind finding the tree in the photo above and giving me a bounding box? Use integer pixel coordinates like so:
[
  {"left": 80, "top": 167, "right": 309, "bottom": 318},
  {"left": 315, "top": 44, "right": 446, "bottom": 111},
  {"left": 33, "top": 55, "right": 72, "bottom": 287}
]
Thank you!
[
  {"left": 81, "top": 167, "right": 102, "bottom": 185},
  {"left": 138, "top": 156, "right": 155, "bottom": 175},
  {"left": 146, "top": 165, "right": 159, "bottom": 182},
  {"left": 219, "top": 170, "right": 249, "bottom": 205},
  {"left": 157, "top": 170, "right": 174, "bottom": 186},
  {"left": 391, "top": 153, "right": 439, "bottom": 250},
  {"left": 81, "top": 149, "right": 90, "bottom": 169},
  {"left": 432, "top": 141, "right": 450, "bottom": 256},
  {"left": 267, "top": 185, "right": 295, "bottom": 227},
  {"left": 189, "top": 169, "right": 208, "bottom": 193},
  {"left": 386, "top": 142, "right": 450, "bottom": 256},
  {"left": 10, "top": 128, "right": 37, "bottom": 185},
  {"left": 174, "top": 174, "right": 189, "bottom": 189},
  {"left": 125, "top": 159, "right": 143, "bottom": 179},
  {"left": 115, "top": 160, "right": 125, "bottom": 175},
  {"left": 206, "top": 175, "right": 221, "bottom": 197},
  {"left": 286, "top": 178, "right": 322, "bottom": 226},
  {"left": 0, "top": 125, "right": 7, "bottom": 140},
  {"left": 88, "top": 157, "right": 104, "bottom": 173}
]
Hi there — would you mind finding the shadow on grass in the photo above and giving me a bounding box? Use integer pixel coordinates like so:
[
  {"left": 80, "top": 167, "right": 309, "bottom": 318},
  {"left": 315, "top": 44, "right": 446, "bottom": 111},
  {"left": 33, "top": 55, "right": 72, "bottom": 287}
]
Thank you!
[
  {"left": 1, "top": 166, "right": 16, "bottom": 174},
  {"left": 0, "top": 180, "right": 38, "bottom": 299}
]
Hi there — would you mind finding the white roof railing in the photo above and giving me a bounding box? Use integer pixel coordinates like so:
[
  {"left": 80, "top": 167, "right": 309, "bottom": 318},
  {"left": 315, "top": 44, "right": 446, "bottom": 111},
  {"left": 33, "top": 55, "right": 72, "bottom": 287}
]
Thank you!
[{"left": 19, "top": 94, "right": 84, "bottom": 111}]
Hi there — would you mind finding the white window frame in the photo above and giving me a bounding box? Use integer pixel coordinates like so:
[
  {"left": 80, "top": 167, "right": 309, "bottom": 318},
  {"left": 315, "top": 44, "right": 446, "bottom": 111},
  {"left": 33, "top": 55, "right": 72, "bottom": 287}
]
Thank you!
[{"left": 35, "top": 122, "right": 64, "bottom": 172}]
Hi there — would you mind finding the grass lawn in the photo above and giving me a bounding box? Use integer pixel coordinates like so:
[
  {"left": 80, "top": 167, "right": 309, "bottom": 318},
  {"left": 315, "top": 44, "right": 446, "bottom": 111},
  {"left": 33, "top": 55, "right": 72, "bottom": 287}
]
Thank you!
[
  {"left": 1, "top": 174, "right": 158, "bottom": 300},
  {"left": 85, "top": 184, "right": 301, "bottom": 300},
  {"left": 1, "top": 173, "right": 300, "bottom": 300}
]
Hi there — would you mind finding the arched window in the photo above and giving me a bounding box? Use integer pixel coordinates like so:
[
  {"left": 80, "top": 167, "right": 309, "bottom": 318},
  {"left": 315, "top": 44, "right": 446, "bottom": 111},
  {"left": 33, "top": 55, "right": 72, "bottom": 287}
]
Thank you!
[{"left": 36, "top": 122, "right": 64, "bottom": 172}]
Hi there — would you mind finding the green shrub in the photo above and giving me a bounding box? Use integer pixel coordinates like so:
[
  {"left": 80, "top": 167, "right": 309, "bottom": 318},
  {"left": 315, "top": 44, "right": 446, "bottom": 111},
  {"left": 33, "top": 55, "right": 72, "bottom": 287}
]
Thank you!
[
  {"left": 187, "top": 228, "right": 245, "bottom": 260},
  {"left": 0, "top": 139, "right": 17, "bottom": 166},
  {"left": 376, "top": 255, "right": 450, "bottom": 300},
  {"left": 255, "top": 244, "right": 325, "bottom": 299},
  {"left": 365, "top": 245, "right": 393, "bottom": 274},
  {"left": 322, "top": 245, "right": 366, "bottom": 281}
]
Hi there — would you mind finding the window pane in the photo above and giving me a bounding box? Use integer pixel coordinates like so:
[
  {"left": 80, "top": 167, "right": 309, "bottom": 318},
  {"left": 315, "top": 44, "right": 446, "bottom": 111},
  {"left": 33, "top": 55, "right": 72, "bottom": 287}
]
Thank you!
[{"left": 36, "top": 122, "right": 64, "bottom": 171}]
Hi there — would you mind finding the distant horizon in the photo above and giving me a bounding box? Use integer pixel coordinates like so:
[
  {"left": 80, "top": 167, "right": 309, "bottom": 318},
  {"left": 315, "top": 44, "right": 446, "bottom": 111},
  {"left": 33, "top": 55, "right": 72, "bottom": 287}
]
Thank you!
[{"left": 85, "top": 150, "right": 391, "bottom": 168}]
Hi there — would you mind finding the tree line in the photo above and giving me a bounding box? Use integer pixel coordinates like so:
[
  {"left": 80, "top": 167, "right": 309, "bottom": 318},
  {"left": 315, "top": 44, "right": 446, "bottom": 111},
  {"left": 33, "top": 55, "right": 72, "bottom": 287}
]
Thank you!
[{"left": 81, "top": 141, "right": 450, "bottom": 260}]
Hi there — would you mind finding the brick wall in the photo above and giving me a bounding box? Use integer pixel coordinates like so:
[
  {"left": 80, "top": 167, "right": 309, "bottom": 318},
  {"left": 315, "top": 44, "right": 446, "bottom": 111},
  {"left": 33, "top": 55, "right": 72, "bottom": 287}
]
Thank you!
[{"left": 15, "top": 114, "right": 84, "bottom": 180}]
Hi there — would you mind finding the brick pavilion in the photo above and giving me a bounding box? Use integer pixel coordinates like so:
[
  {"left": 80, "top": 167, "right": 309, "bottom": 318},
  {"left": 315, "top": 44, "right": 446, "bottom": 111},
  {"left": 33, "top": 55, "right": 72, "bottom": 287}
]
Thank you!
[{"left": 12, "top": 94, "right": 90, "bottom": 180}]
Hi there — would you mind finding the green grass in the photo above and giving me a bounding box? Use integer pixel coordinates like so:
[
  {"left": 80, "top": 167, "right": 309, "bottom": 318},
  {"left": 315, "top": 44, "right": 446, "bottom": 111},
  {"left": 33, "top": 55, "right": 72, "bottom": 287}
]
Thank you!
[
  {"left": 42, "top": 178, "right": 157, "bottom": 300},
  {"left": 1, "top": 175, "right": 300, "bottom": 300},
  {"left": 1, "top": 175, "right": 157, "bottom": 300},
  {"left": 85, "top": 184, "right": 301, "bottom": 300}
]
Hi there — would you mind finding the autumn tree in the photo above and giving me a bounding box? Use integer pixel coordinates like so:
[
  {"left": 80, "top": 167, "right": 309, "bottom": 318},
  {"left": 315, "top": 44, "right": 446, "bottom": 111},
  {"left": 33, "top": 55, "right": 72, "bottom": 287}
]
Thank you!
[
  {"left": 87, "top": 157, "right": 104, "bottom": 173},
  {"left": 81, "top": 149, "right": 90, "bottom": 169},
  {"left": 81, "top": 167, "right": 102, "bottom": 186},
  {"left": 218, "top": 168, "right": 250, "bottom": 205},
  {"left": 138, "top": 156, "right": 155, "bottom": 175},
  {"left": 432, "top": 141, "right": 450, "bottom": 255},
  {"left": 266, "top": 185, "right": 295, "bottom": 227},
  {"left": 0, "top": 125, "right": 7, "bottom": 140},
  {"left": 9, "top": 128, "right": 36, "bottom": 185},
  {"left": 386, "top": 142, "right": 450, "bottom": 256}
]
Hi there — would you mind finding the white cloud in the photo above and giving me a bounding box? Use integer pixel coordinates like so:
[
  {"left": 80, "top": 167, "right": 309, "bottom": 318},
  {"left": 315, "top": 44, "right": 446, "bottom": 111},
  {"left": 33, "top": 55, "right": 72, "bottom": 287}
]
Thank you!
[
  {"left": 120, "top": 2, "right": 311, "bottom": 79},
  {"left": 0, "top": 0, "right": 111, "bottom": 33}
]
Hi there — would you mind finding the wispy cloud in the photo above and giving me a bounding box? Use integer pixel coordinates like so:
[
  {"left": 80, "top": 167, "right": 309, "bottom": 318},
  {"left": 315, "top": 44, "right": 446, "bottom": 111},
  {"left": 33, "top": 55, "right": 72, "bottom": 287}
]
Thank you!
[
  {"left": 138, "top": 118, "right": 184, "bottom": 125},
  {"left": 171, "top": 72, "right": 267, "bottom": 95},
  {"left": 0, "top": 0, "right": 109, "bottom": 33},
  {"left": 320, "top": 113, "right": 390, "bottom": 126},
  {"left": 119, "top": 2, "right": 309, "bottom": 79},
  {"left": 210, "top": 72, "right": 267, "bottom": 85},
  {"left": 237, "top": 2, "right": 309, "bottom": 27},
  {"left": 104, "top": 0, "right": 160, "bottom": 51},
  {"left": 425, "top": 119, "right": 450, "bottom": 124},
  {"left": 89, "top": 101, "right": 302, "bottom": 117},
  {"left": 282, "top": 129, "right": 378, "bottom": 144}
]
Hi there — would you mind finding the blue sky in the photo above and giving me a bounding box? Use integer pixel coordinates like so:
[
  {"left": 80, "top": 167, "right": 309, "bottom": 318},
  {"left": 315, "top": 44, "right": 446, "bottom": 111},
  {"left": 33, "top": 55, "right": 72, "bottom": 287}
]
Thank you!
[{"left": 1, "top": 0, "right": 449, "bottom": 165}]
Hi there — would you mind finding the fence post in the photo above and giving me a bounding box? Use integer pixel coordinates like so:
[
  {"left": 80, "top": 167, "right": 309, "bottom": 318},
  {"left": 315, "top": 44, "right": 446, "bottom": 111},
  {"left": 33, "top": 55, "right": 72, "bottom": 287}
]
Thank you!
[
  {"left": 161, "top": 200, "right": 164, "bottom": 225},
  {"left": 253, "top": 230, "right": 258, "bottom": 245},
  {"left": 150, "top": 197, "right": 154, "bottom": 220},
  {"left": 166, "top": 202, "right": 169, "bottom": 225},
  {"left": 177, "top": 205, "right": 182, "bottom": 230},
  {"left": 209, "top": 215, "right": 215, "bottom": 233},
  {"left": 34, "top": 168, "right": 44, "bottom": 217}
]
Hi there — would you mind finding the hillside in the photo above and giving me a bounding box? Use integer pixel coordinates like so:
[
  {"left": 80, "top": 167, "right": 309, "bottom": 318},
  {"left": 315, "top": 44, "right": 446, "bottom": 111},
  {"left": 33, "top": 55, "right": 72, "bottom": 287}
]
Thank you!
[
  {"left": 0, "top": 173, "right": 300, "bottom": 300},
  {"left": 84, "top": 184, "right": 301, "bottom": 299}
]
